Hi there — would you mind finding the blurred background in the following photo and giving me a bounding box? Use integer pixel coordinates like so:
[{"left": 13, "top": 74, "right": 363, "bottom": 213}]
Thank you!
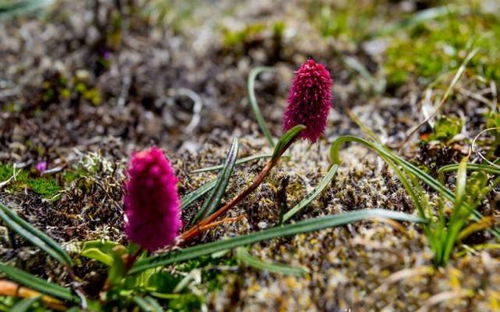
[{"left": 0, "top": 0, "right": 498, "bottom": 161}]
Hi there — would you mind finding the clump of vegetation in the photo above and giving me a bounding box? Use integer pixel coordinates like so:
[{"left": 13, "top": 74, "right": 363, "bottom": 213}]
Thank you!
[
  {"left": 384, "top": 4, "right": 499, "bottom": 87},
  {"left": 0, "top": 164, "right": 61, "bottom": 199},
  {"left": 423, "top": 115, "right": 463, "bottom": 143},
  {"left": 0, "top": 0, "right": 498, "bottom": 310}
]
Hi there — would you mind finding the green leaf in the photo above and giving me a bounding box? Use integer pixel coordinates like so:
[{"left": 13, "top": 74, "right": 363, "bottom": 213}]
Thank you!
[
  {"left": 247, "top": 67, "right": 275, "bottom": 147},
  {"left": 108, "top": 248, "right": 126, "bottom": 286},
  {"left": 282, "top": 164, "right": 338, "bottom": 222},
  {"left": 80, "top": 240, "right": 120, "bottom": 266},
  {"left": 329, "top": 135, "right": 499, "bottom": 238},
  {"left": 427, "top": 116, "right": 463, "bottom": 142},
  {"left": 191, "top": 138, "right": 239, "bottom": 223},
  {"left": 235, "top": 247, "right": 307, "bottom": 276},
  {"left": 81, "top": 248, "right": 114, "bottom": 266},
  {"left": 438, "top": 158, "right": 470, "bottom": 265},
  {"left": 133, "top": 296, "right": 164, "bottom": 312},
  {"left": 0, "top": 262, "right": 76, "bottom": 302},
  {"left": 0, "top": 0, "right": 54, "bottom": 20},
  {"left": 130, "top": 209, "right": 422, "bottom": 274},
  {"left": 10, "top": 296, "right": 40, "bottom": 312},
  {"left": 191, "top": 153, "right": 272, "bottom": 174},
  {"left": 454, "top": 157, "right": 468, "bottom": 207},
  {"left": 375, "top": 6, "right": 451, "bottom": 36},
  {"left": 181, "top": 180, "right": 217, "bottom": 210},
  {"left": 272, "top": 125, "right": 306, "bottom": 160},
  {"left": 438, "top": 163, "right": 500, "bottom": 175},
  {"left": 0, "top": 201, "right": 73, "bottom": 266}
]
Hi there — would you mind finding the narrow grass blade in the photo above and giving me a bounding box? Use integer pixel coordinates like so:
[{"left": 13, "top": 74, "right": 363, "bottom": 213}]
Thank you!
[
  {"left": 248, "top": 67, "right": 275, "bottom": 147},
  {"left": 0, "top": 202, "right": 73, "bottom": 266},
  {"left": 454, "top": 158, "right": 468, "bottom": 206},
  {"left": 0, "top": 262, "right": 76, "bottom": 302},
  {"left": 81, "top": 248, "right": 114, "bottom": 266},
  {"left": 439, "top": 158, "right": 470, "bottom": 264},
  {"left": 11, "top": 296, "right": 41, "bottom": 312},
  {"left": 191, "top": 138, "right": 239, "bottom": 224},
  {"left": 236, "top": 247, "right": 307, "bottom": 276},
  {"left": 80, "top": 240, "right": 119, "bottom": 266},
  {"left": 191, "top": 153, "right": 272, "bottom": 174},
  {"left": 458, "top": 216, "right": 495, "bottom": 242},
  {"left": 375, "top": 6, "right": 451, "bottom": 36},
  {"left": 329, "top": 135, "right": 500, "bottom": 238},
  {"left": 133, "top": 296, "right": 164, "bottom": 312},
  {"left": 0, "top": 0, "right": 53, "bottom": 20},
  {"left": 282, "top": 164, "right": 338, "bottom": 222},
  {"left": 272, "top": 125, "right": 306, "bottom": 160},
  {"left": 180, "top": 180, "right": 217, "bottom": 210},
  {"left": 130, "top": 209, "right": 423, "bottom": 274},
  {"left": 438, "top": 163, "right": 500, "bottom": 175}
]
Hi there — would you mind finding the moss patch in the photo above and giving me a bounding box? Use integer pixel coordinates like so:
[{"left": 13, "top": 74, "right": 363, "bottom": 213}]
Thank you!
[
  {"left": 384, "top": 6, "right": 500, "bottom": 87},
  {"left": 0, "top": 164, "right": 61, "bottom": 199}
]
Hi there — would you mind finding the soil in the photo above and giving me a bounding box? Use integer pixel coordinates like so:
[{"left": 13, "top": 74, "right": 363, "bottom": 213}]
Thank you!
[{"left": 0, "top": 0, "right": 498, "bottom": 311}]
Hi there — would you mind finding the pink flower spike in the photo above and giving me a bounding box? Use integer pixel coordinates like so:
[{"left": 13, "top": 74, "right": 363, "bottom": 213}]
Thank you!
[
  {"left": 283, "top": 59, "right": 333, "bottom": 143},
  {"left": 35, "top": 161, "right": 47, "bottom": 173},
  {"left": 123, "top": 147, "right": 181, "bottom": 252}
]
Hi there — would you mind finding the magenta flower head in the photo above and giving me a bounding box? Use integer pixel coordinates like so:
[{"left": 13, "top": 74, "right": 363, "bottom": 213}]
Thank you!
[
  {"left": 283, "top": 59, "right": 333, "bottom": 143},
  {"left": 35, "top": 161, "right": 47, "bottom": 174},
  {"left": 123, "top": 147, "right": 181, "bottom": 252}
]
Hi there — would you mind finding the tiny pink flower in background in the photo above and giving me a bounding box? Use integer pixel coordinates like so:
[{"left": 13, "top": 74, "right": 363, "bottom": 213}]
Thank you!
[
  {"left": 35, "top": 161, "right": 47, "bottom": 174},
  {"left": 123, "top": 147, "right": 181, "bottom": 252},
  {"left": 283, "top": 59, "right": 333, "bottom": 143}
]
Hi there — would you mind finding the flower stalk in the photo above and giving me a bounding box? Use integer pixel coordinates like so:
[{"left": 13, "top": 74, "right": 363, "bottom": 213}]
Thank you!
[{"left": 180, "top": 129, "right": 302, "bottom": 243}]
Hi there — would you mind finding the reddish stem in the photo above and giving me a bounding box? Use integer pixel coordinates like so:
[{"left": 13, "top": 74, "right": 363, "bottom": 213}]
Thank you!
[{"left": 180, "top": 137, "right": 296, "bottom": 243}]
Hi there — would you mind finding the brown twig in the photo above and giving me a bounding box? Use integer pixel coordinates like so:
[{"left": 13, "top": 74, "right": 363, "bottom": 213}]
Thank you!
[
  {"left": 0, "top": 279, "right": 67, "bottom": 311},
  {"left": 199, "top": 215, "right": 246, "bottom": 232}
]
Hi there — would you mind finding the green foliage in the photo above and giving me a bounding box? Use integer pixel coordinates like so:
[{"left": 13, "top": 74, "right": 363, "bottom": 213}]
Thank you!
[
  {"left": 426, "top": 115, "right": 463, "bottom": 142},
  {"left": 130, "top": 209, "right": 422, "bottom": 274},
  {"left": 191, "top": 153, "right": 272, "bottom": 174},
  {"left": 484, "top": 111, "right": 500, "bottom": 158},
  {"left": 222, "top": 23, "right": 265, "bottom": 49},
  {"left": 306, "top": 1, "right": 378, "bottom": 43},
  {"left": 0, "top": 0, "right": 53, "bottom": 20},
  {"left": 191, "top": 138, "right": 239, "bottom": 224},
  {"left": 0, "top": 296, "right": 47, "bottom": 312},
  {"left": 329, "top": 135, "right": 499, "bottom": 265},
  {"left": 235, "top": 247, "right": 307, "bottom": 276},
  {"left": 282, "top": 164, "right": 338, "bottom": 222},
  {"left": 0, "top": 202, "right": 73, "bottom": 266},
  {"left": 26, "top": 177, "right": 61, "bottom": 198},
  {"left": 0, "top": 263, "right": 77, "bottom": 302},
  {"left": 384, "top": 6, "right": 500, "bottom": 87},
  {"left": 81, "top": 240, "right": 121, "bottom": 266},
  {"left": 133, "top": 296, "right": 164, "bottom": 312},
  {"left": 181, "top": 180, "right": 217, "bottom": 210},
  {"left": 247, "top": 67, "right": 275, "bottom": 147},
  {"left": 0, "top": 165, "right": 61, "bottom": 198},
  {"left": 271, "top": 125, "right": 305, "bottom": 160},
  {"left": 429, "top": 159, "right": 498, "bottom": 265},
  {"left": 10, "top": 296, "right": 41, "bottom": 312}
]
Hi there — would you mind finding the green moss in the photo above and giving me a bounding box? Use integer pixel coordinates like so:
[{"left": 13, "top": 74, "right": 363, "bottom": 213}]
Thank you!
[
  {"left": 426, "top": 115, "right": 463, "bottom": 142},
  {"left": 304, "top": 1, "right": 387, "bottom": 44},
  {"left": 27, "top": 177, "right": 61, "bottom": 197},
  {"left": 222, "top": 22, "right": 266, "bottom": 50},
  {"left": 384, "top": 8, "right": 500, "bottom": 87},
  {"left": 0, "top": 164, "right": 61, "bottom": 198}
]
